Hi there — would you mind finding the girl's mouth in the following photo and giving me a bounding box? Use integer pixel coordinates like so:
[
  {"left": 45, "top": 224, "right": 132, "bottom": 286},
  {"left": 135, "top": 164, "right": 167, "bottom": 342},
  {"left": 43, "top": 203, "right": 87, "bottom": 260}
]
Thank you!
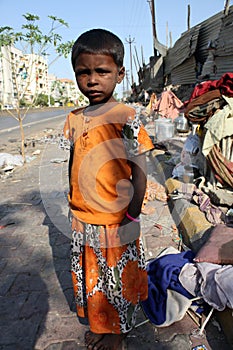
[{"left": 88, "top": 91, "right": 101, "bottom": 96}]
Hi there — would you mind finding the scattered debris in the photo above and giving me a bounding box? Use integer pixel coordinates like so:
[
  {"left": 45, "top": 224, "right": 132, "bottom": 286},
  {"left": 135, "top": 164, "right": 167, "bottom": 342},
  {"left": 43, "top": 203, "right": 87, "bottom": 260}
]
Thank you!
[
  {"left": 0, "top": 130, "right": 64, "bottom": 178},
  {"left": 141, "top": 205, "right": 156, "bottom": 215},
  {"left": 0, "top": 222, "right": 15, "bottom": 229},
  {"left": 50, "top": 158, "right": 67, "bottom": 164},
  {"left": 171, "top": 224, "right": 178, "bottom": 233},
  {"left": 226, "top": 208, "right": 233, "bottom": 226},
  {"left": 144, "top": 179, "right": 168, "bottom": 203},
  {"left": 32, "top": 149, "right": 41, "bottom": 155},
  {"left": 154, "top": 223, "right": 163, "bottom": 230},
  {"left": 0, "top": 153, "right": 24, "bottom": 168}
]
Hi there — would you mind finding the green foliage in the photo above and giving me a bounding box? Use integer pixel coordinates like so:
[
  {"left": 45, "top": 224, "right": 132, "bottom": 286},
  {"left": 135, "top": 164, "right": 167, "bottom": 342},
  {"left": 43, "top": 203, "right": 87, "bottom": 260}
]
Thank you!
[
  {"left": 35, "top": 93, "right": 54, "bottom": 106},
  {"left": 50, "top": 96, "right": 55, "bottom": 105},
  {"left": 19, "top": 98, "right": 29, "bottom": 107},
  {"left": 56, "top": 41, "right": 74, "bottom": 58},
  {"left": 0, "top": 13, "right": 74, "bottom": 58},
  {"left": 0, "top": 13, "right": 74, "bottom": 160},
  {"left": 0, "top": 26, "right": 16, "bottom": 46}
]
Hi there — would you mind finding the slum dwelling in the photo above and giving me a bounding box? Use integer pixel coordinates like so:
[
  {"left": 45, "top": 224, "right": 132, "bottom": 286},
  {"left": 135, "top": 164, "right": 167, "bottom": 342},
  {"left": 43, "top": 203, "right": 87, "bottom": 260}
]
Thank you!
[{"left": 162, "top": 4, "right": 233, "bottom": 101}]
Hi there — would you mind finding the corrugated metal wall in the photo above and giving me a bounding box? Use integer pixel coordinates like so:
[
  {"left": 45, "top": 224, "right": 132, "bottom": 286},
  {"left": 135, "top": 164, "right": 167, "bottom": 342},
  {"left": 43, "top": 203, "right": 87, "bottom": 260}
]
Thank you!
[
  {"left": 199, "top": 9, "right": 233, "bottom": 80},
  {"left": 144, "top": 5, "right": 233, "bottom": 91},
  {"left": 164, "top": 25, "right": 200, "bottom": 74},
  {"left": 195, "top": 12, "right": 223, "bottom": 64},
  {"left": 170, "top": 56, "right": 196, "bottom": 85},
  {"left": 216, "top": 11, "right": 233, "bottom": 56},
  {"left": 215, "top": 56, "right": 233, "bottom": 79}
]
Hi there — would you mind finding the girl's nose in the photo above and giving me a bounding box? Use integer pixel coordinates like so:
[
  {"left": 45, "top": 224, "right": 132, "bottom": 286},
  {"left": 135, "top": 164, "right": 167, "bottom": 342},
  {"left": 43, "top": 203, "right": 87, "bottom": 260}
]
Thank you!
[{"left": 87, "top": 72, "right": 98, "bottom": 85}]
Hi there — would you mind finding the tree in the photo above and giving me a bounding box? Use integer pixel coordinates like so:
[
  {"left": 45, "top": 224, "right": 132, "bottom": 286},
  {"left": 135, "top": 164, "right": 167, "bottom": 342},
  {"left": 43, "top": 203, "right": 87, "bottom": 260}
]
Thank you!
[
  {"left": 0, "top": 13, "right": 74, "bottom": 161},
  {"left": 35, "top": 93, "right": 55, "bottom": 107}
]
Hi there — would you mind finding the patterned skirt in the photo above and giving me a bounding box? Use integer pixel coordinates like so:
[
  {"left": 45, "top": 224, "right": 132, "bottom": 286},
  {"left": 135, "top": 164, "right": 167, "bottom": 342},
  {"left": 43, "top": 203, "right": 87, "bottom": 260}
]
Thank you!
[{"left": 70, "top": 216, "right": 148, "bottom": 334}]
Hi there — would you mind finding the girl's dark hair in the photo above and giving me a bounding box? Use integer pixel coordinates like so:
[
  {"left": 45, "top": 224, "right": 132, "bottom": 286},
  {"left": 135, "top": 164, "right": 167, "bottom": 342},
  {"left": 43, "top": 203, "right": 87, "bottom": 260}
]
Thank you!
[{"left": 71, "top": 28, "right": 124, "bottom": 70}]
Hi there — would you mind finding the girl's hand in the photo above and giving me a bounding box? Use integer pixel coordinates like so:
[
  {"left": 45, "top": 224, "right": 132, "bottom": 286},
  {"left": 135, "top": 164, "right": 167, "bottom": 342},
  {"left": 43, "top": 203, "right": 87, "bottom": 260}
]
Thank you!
[{"left": 118, "top": 217, "right": 140, "bottom": 245}]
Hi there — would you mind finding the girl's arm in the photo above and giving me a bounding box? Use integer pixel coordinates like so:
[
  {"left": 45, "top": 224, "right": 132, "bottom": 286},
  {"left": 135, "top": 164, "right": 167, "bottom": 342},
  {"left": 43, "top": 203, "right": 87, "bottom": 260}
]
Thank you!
[
  {"left": 118, "top": 153, "right": 147, "bottom": 245},
  {"left": 68, "top": 145, "right": 74, "bottom": 184},
  {"left": 127, "top": 153, "right": 147, "bottom": 218}
]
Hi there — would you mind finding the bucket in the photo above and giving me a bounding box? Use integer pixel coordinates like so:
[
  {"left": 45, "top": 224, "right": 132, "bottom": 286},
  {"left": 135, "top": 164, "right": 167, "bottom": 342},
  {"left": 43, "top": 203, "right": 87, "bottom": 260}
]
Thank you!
[{"left": 155, "top": 118, "right": 174, "bottom": 141}]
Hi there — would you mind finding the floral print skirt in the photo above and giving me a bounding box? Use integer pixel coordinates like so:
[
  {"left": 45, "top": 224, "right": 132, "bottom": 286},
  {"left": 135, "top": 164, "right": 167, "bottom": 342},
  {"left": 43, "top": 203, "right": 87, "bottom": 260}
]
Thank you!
[{"left": 70, "top": 216, "right": 148, "bottom": 334}]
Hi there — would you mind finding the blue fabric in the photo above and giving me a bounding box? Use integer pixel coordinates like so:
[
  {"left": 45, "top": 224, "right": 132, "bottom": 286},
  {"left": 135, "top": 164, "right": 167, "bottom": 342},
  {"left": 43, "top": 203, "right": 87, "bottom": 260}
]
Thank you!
[{"left": 141, "top": 250, "right": 195, "bottom": 325}]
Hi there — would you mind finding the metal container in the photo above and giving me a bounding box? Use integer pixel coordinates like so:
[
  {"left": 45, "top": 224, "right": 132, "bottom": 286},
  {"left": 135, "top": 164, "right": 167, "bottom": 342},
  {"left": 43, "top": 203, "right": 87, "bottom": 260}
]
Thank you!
[{"left": 174, "top": 113, "right": 189, "bottom": 133}]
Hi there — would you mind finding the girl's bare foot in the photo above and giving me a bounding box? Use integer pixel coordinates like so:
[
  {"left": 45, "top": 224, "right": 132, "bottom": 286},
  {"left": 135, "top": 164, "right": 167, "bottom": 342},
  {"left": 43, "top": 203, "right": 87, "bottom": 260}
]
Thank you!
[
  {"left": 85, "top": 330, "right": 104, "bottom": 349},
  {"left": 90, "top": 333, "right": 127, "bottom": 350}
]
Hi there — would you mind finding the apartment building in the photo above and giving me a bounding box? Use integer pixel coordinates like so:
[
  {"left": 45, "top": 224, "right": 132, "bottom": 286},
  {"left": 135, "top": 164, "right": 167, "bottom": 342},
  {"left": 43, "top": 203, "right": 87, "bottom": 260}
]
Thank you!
[
  {"left": 0, "top": 45, "right": 85, "bottom": 109},
  {"left": 0, "top": 45, "right": 48, "bottom": 108},
  {"left": 47, "top": 75, "right": 87, "bottom": 106}
]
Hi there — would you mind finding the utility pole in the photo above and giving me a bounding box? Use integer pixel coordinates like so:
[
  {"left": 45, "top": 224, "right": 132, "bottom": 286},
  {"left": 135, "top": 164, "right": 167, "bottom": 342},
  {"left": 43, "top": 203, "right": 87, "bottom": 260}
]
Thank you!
[
  {"left": 148, "top": 0, "right": 157, "bottom": 56},
  {"left": 147, "top": 0, "right": 167, "bottom": 57},
  {"left": 125, "top": 35, "right": 135, "bottom": 86},
  {"left": 133, "top": 55, "right": 138, "bottom": 72},
  {"left": 169, "top": 31, "right": 172, "bottom": 48},
  {"left": 134, "top": 45, "right": 141, "bottom": 70},
  {"left": 122, "top": 73, "right": 125, "bottom": 95},
  {"left": 187, "top": 4, "right": 190, "bottom": 31},
  {"left": 224, "top": 0, "right": 230, "bottom": 15},
  {"left": 141, "top": 45, "right": 145, "bottom": 66},
  {"left": 125, "top": 70, "right": 130, "bottom": 92}
]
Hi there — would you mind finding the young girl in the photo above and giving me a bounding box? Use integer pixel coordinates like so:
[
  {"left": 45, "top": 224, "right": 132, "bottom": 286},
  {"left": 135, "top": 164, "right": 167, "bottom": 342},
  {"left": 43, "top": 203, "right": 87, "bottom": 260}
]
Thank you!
[{"left": 63, "top": 28, "right": 154, "bottom": 350}]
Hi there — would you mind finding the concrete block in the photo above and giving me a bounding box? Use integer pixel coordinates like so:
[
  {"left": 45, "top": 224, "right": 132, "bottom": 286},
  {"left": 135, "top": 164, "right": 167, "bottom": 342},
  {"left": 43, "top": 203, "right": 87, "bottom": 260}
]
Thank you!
[
  {"left": 169, "top": 198, "right": 194, "bottom": 226},
  {"left": 180, "top": 207, "right": 212, "bottom": 247},
  {"left": 165, "top": 178, "right": 182, "bottom": 194}
]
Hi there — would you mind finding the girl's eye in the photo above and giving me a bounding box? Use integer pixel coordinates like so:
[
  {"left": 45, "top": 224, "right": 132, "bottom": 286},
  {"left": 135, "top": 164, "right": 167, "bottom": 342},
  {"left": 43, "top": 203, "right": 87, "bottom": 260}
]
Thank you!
[
  {"left": 75, "top": 68, "right": 110, "bottom": 77},
  {"left": 76, "top": 69, "right": 89, "bottom": 76},
  {"left": 96, "top": 69, "right": 109, "bottom": 75}
]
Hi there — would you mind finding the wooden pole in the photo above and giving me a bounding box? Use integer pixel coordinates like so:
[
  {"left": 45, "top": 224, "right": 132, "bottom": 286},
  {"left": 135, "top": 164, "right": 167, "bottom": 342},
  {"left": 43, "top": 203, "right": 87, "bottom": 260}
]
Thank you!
[
  {"left": 224, "top": 0, "right": 230, "bottom": 15},
  {"left": 169, "top": 31, "right": 172, "bottom": 48},
  {"left": 134, "top": 45, "right": 141, "bottom": 70},
  {"left": 151, "top": 0, "right": 157, "bottom": 56},
  {"left": 187, "top": 4, "right": 190, "bottom": 31}
]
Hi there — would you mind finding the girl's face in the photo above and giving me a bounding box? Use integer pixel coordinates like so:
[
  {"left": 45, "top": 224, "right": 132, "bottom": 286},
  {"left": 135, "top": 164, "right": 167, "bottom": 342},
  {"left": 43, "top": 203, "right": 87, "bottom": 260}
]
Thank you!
[{"left": 74, "top": 53, "right": 125, "bottom": 105}]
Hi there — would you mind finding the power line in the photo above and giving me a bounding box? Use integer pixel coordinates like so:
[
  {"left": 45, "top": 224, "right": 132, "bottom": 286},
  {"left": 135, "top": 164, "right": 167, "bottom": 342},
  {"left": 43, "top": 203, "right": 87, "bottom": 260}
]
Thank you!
[{"left": 125, "top": 35, "right": 135, "bottom": 86}]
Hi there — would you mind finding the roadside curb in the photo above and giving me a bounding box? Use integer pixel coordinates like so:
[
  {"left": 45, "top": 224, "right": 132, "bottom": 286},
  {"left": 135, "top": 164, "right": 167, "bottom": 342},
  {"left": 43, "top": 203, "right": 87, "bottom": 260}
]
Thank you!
[
  {"left": 165, "top": 177, "right": 233, "bottom": 348},
  {"left": 165, "top": 178, "right": 213, "bottom": 252}
]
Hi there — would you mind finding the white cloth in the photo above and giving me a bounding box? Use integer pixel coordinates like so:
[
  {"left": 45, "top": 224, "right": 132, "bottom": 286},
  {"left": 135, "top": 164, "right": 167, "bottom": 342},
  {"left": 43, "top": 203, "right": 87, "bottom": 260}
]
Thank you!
[
  {"left": 158, "top": 289, "right": 192, "bottom": 327},
  {"left": 179, "top": 262, "right": 233, "bottom": 311},
  {"left": 202, "top": 96, "right": 233, "bottom": 156}
]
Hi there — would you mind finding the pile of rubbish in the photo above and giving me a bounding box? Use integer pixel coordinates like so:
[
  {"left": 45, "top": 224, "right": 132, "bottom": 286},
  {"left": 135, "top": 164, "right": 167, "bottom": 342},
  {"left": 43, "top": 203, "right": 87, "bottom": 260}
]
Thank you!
[
  {"left": 184, "top": 72, "right": 233, "bottom": 189},
  {"left": 0, "top": 128, "right": 62, "bottom": 178},
  {"left": 0, "top": 153, "right": 24, "bottom": 173}
]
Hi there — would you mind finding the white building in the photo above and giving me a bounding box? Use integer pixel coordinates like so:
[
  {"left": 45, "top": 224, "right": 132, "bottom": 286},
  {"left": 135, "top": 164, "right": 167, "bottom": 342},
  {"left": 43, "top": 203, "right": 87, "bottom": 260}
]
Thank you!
[
  {"left": 0, "top": 45, "right": 84, "bottom": 109},
  {"left": 23, "top": 53, "right": 48, "bottom": 102},
  {"left": 0, "top": 46, "right": 24, "bottom": 107},
  {"left": 48, "top": 75, "right": 87, "bottom": 106},
  {"left": 0, "top": 45, "right": 48, "bottom": 108},
  {"left": 58, "top": 78, "right": 81, "bottom": 105}
]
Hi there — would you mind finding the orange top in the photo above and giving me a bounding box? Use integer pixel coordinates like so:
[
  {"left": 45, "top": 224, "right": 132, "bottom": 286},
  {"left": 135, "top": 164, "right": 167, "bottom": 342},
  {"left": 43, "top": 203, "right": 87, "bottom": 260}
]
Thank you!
[{"left": 63, "top": 102, "right": 154, "bottom": 225}]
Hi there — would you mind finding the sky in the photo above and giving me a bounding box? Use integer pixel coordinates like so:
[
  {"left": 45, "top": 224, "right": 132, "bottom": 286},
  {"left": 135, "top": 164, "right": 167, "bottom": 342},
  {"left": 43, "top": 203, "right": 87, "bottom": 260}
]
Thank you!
[{"left": 1, "top": 0, "right": 232, "bottom": 96}]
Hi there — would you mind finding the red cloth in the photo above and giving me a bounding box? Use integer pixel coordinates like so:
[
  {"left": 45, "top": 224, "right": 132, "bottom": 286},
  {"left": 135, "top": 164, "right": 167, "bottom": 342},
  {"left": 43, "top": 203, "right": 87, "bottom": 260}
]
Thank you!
[
  {"left": 154, "top": 90, "right": 183, "bottom": 121},
  {"left": 187, "top": 72, "right": 233, "bottom": 103}
]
